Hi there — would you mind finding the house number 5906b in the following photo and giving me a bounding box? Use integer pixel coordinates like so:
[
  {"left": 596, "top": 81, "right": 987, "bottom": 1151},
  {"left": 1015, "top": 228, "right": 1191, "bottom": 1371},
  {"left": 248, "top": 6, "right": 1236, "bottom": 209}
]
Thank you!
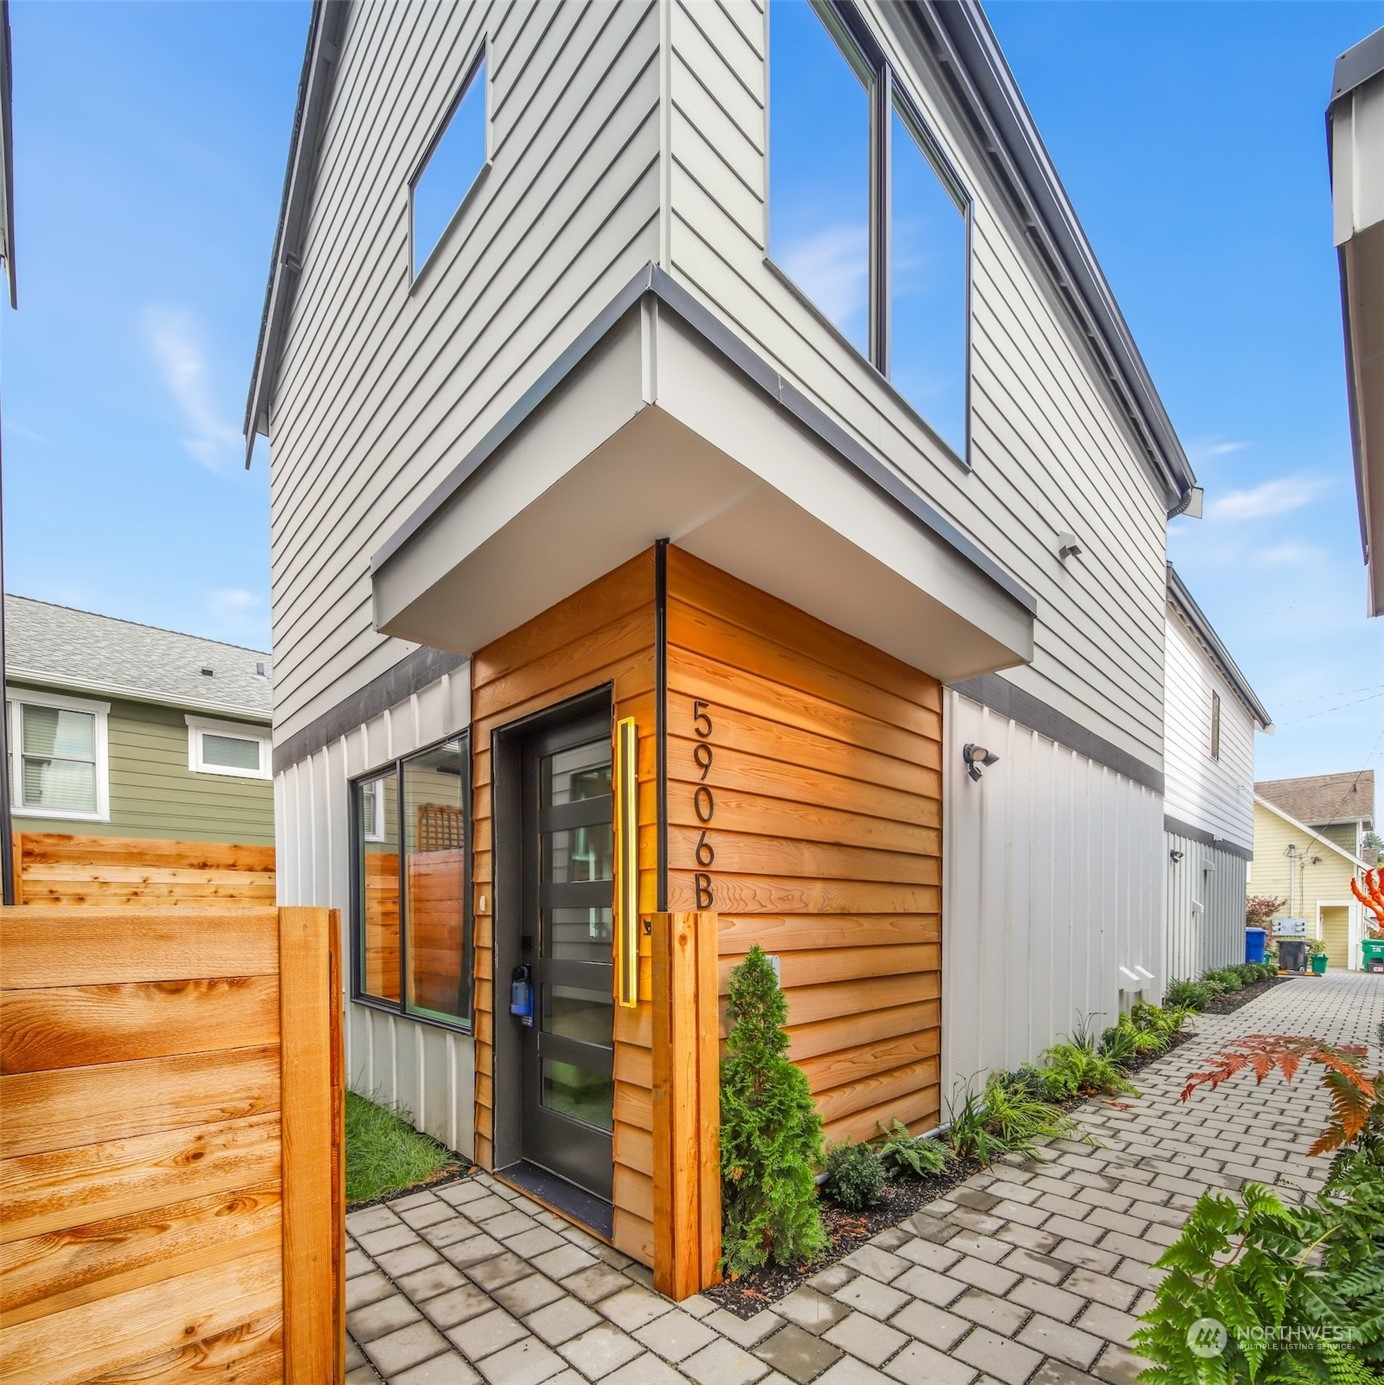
[{"left": 692, "top": 700, "right": 715, "bottom": 909}]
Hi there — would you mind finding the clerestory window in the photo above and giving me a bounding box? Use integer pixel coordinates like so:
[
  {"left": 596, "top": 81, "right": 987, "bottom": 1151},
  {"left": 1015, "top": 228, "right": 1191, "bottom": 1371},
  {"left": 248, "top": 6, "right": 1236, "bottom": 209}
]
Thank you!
[{"left": 768, "top": 1, "right": 970, "bottom": 460}]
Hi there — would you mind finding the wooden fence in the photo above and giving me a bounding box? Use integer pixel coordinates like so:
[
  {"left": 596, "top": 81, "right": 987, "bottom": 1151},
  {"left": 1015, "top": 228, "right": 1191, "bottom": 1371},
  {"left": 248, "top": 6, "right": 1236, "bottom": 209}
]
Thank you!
[
  {"left": 12, "top": 832, "right": 277, "bottom": 907},
  {"left": 0, "top": 904, "right": 342, "bottom": 1383}
]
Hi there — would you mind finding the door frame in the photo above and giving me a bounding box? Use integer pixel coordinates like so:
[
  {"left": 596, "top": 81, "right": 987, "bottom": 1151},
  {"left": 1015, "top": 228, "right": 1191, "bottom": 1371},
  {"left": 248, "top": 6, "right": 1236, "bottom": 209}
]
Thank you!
[{"left": 488, "top": 685, "right": 614, "bottom": 1176}]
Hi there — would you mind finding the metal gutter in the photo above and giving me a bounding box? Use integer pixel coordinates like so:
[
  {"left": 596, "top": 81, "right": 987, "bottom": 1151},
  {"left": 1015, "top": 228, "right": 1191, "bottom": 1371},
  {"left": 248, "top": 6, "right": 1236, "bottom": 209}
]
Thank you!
[
  {"left": 906, "top": 0, "right": 1196, "bottom": 516},
  {"left": 1166, "top": 563, "right": 1272, "bottom": 730},
  {"left": 5, "top": 669, "right": 272, "bottom": 722},
  {"left": 242, "top": 0, "right": 348, "bottom": 466},
  {"left": 369, "top": 260, "right": 1038, "bottom": 619}
]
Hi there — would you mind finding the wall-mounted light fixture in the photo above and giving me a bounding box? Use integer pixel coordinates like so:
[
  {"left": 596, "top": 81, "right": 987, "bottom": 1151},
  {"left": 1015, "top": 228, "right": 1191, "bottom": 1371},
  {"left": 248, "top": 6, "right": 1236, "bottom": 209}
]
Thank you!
[
  {"left": 963, "top": 743, "right": 999, "bottom": 782},
  {"left": 1169, "top": 849, "right": 1184, "bottom": 863},
  {"left": 1056, "top": 532, "right": 1083, "bottom": 561}
]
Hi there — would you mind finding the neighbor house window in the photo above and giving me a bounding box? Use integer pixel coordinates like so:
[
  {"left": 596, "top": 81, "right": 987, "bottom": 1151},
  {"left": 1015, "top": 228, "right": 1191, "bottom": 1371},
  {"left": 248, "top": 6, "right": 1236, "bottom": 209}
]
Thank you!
[
  {"left": 1210, "top": 691, "right": 1221, "bottom": 761},
  {"left": 8, "top": 692, "right": 110, "bottom": 820},
  {"left": 410, "top": 46, "right": 488, "bottom": 280},
  {"left": 768, "top": 0, "right": 970, "bottom": 458},
  {"left": 186, "top": 715, "right": 271, "bottom": 780},
  {"left": 354, "top": 736, "right": 471, "bottom": 1029}
]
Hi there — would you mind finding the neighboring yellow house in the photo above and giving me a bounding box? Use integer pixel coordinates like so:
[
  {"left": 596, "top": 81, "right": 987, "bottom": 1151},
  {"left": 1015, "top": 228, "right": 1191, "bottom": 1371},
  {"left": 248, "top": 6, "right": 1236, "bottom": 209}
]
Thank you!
[{"left": 1252, "top": 794, "right": 1369, "bottom": 970}]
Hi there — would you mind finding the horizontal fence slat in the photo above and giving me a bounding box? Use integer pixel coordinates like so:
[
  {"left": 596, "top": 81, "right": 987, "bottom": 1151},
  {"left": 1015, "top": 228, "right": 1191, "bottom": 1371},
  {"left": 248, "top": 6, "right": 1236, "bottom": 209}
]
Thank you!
[
  {"left": 88, "top": 1313, "right": 284, "bottom": 1384},
  {"left": 1, "top": 908, "right": 281, "bottom": 988},
  {"left": 1, "top": 1047, "right": 281, "bottom": 1159},
  {"left": 16, "top": 834, "right": 276, "bottom": 871},
  {"left": 0, "top": 1112, "right": 283, "bottom": 1244},
  {"left": 1, "top": 977, "right": 280, "bottom": 1074},
  {"left": 1, "top": 1181, "right": 282, "bottom": 1326},
  {"left": 0, "top": 1245, "right": 283, "bottom": 1385}
]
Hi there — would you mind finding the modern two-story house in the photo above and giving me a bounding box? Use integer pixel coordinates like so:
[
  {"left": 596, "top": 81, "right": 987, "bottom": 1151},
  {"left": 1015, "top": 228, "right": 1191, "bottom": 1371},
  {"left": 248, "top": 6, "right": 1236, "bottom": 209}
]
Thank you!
[
  {"left": 1162, "top": 566, "right": 1271, "bottom": 980},
  {"left": 247, "top": 0, "right": 1199, "bottom": 1283}
]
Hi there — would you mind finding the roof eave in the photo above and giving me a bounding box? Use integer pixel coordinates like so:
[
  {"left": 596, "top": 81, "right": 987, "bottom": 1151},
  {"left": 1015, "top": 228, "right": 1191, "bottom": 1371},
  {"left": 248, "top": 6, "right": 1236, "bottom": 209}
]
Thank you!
[
  {"left": 1, "top": 0, "right": 17, "bottom": 309},
  {"left": 907, "top": 0, "right": 1196, "bottom": 515},
  {"left": 6, "top": 668, "right": 272, "bottom": 722},
  {"left": 1167, "top": 563, "right": 1273, "bottom": 730},
  {"left": 1253, "top": 793, "right": 1370, "bottom": 871},
  {"left": 243, "top": 0, "right": 348, "bottom": 467}
]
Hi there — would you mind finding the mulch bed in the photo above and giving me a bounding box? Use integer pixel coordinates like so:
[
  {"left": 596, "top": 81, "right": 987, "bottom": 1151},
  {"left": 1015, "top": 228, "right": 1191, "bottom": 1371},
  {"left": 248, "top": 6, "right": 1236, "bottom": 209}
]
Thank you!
[{"left": 1199, "top": 973, "right": 1298, "bottom": 1016}]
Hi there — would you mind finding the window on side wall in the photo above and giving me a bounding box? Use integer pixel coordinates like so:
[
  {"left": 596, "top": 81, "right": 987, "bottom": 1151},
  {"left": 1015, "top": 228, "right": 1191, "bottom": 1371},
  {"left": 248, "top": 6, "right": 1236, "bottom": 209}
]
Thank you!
[
  {"left": 1210, "top": 691, "right": 1221, "bottom": 761},
  {"left": 767, "top": 0, "right": 970, "bottom": 459},
  {"left": 410, "top": 46, "right": 489, "bottom": 281},
  {"left": 186, "top": 715, "right": 271, "bottom": 779},
  {"left": 353, "top": 735, "right": 472, "bottom": 1030},
  {"left": 8, "top": 692, "right": 110, "bottom": 821}
]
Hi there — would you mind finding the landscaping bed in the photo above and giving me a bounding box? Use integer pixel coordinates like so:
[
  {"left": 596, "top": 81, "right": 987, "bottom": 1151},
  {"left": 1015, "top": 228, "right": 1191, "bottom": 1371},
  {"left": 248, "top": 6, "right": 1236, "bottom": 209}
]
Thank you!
[{"left": 1199, "top": 971, "right": 1297, "bottom": 1015}]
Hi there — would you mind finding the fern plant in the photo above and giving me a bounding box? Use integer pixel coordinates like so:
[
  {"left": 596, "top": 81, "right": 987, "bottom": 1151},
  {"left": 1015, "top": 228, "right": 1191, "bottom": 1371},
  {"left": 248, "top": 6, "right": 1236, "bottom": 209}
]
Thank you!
[
  {"left": 1040, "top": 1039, "right": 1137, "bottom": 1097},
  {"left": 719, "top": 946, "right": 828, "bottom": 1275},
  {"left": 876, "top": 1118, "right": 950, "bottom": 1178}
]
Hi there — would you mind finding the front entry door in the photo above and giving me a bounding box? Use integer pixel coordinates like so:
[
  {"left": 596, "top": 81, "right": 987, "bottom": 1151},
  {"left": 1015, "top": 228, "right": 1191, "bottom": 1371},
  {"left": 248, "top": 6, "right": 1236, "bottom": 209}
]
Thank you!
[{"left": 519, "top": 709, "right": 615, "bottom": 1203}]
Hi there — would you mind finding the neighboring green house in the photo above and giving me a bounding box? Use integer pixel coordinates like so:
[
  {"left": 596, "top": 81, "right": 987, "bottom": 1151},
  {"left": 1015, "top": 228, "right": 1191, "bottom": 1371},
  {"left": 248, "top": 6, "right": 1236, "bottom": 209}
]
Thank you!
[{"left": 4, "top": 596, "right": 273, "bottom": 845}]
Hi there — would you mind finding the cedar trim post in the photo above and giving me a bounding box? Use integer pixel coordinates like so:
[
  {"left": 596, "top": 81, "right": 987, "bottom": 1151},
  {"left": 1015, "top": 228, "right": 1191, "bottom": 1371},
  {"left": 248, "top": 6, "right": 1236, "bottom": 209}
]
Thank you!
[
  {"left": 278, "top": 906, "right": 344, "bottom": 1381},
  {"left": 651, "top": 909, "right": 721, "bottom": 1299}
]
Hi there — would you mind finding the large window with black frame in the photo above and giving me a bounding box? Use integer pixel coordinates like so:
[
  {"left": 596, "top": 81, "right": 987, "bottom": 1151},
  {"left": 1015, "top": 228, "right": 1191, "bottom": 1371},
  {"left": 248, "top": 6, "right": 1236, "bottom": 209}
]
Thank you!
[
  {"left": 354, "top": 735, "right": 471, "bottom": 1029},
  {"left": 768, "top": 0, "right": 971, "bottom": 459}
]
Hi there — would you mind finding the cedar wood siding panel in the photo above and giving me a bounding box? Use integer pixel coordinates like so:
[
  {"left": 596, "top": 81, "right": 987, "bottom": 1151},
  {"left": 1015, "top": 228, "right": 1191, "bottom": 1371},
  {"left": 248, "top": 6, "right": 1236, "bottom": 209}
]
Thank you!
[
  {"left": 664, "top": 550, "right": 944, "bottom": 1146},
  {"left": 9, "top": 691, "right": 273, "bottom": 845},
  {"left": 268, "top": 0, "right": 662, "bottom": 742},
  {"left": 1163, "top": 609, "right": 1256, "bottom": 850},
  {"left": 468, "top": 552, "right": 658, "bottom": 1266},
  {"left": 666, "top": 0, "right": 1167, "bottom": 768}
]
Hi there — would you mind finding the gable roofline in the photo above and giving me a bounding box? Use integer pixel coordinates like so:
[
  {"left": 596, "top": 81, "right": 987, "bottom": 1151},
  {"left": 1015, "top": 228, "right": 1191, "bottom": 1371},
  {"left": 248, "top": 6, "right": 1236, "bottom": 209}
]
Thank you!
[
  {"left": 1253, "top": 792, "right": 1369, "bottom": 872},
  {"left": 243, "top": 0, "right": 1199, "bottom": 515},
  {"left": 242, "top": 0, "right": 348, "bottom": 466},
  {"left": 1166, "top": 562, "right": 1272, "bottom": 730},
  {"left": 1, "top": 0, "right": 16, "bottom": 309},
  {"left": 904, "top": 1, "right": 1195, "bottom": 514},
  {"left": 6, "top": 668, "right": 271, "bottom": 723}
]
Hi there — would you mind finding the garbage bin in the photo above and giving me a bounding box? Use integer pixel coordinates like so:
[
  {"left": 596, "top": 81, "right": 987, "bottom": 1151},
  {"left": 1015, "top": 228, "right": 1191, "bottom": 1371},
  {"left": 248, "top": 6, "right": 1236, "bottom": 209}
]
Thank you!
[
  {"left": 1278, "top": 939, "right": 1308, "bottom": 974},
  {"left": 1311, "top": 953, "right": 1328, "bottom": 975},
  {"left": 1245, "top": 928, "right": 1267, "bottom": 964},
  {"left": 1363, "top": 939, "right": 1384, "bottom": 974}
]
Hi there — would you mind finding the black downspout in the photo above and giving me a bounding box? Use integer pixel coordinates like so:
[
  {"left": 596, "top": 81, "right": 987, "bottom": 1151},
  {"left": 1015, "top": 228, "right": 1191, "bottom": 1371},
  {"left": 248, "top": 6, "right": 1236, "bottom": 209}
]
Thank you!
[{"left": 654, "top": 539, "right": 668, "bottom": 913}]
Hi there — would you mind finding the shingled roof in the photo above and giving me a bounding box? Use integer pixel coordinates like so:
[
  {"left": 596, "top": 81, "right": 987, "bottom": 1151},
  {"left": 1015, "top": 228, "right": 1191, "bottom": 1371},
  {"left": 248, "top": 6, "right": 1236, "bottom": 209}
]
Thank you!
[
  {"left": 4, "top": 596, "right": 272, "bottom": 720},
  {"left": 1255, "top": 770, "right": 1375, "bottom": 831}
]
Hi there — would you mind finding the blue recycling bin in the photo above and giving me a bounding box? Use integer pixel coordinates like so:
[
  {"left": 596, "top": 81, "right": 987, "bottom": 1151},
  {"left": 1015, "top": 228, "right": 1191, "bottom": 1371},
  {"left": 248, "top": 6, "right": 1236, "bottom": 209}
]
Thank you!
[{"left": 1245, "top": 928, "right": 1267, "bottom": 964}]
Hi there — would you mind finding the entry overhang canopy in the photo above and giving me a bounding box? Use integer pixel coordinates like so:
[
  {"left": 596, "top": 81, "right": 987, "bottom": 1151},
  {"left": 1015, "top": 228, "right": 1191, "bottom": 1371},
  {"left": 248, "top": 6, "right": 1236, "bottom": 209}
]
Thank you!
[{"left": 372, "top": 287, "right": 1035, "bottom": 684}]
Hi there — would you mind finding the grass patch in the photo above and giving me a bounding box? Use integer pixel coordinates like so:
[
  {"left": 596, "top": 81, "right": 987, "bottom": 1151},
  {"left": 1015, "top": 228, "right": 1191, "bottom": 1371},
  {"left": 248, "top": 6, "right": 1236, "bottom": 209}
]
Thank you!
[{"left": 345, "top": 1091, "right": 458, "bottom": 1205}]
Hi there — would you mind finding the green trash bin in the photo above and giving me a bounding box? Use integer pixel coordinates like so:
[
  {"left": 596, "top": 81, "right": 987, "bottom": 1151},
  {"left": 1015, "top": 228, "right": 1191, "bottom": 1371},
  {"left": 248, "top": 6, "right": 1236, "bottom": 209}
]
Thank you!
[
  {"left": 1311, "top": 953, "right": 1328, "bottom": 975},
  {"left": 1363, "top": 939, "right": 1384, "bottom": 974}
]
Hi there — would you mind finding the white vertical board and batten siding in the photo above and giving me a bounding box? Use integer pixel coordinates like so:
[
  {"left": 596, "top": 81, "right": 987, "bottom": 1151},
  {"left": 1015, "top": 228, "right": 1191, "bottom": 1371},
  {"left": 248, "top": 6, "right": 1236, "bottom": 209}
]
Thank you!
[
  {"left": 277, "top": 670, "right": 475, "bottom": 1153},
  {"left": 268, "top": 0, "right": 663, "bottom": 744},
  {"left": 1165, "top": 833, "right": 1248, "bottom": 980},
  {"left": 943, "top": 691, "right": 1163, "bottom": 1089},
  {"left": 666, "top": 0, "right": 1167, "bottom": 769},
  {"left": 1163, "top": 609, "right": 1256, "bottom": 849}
]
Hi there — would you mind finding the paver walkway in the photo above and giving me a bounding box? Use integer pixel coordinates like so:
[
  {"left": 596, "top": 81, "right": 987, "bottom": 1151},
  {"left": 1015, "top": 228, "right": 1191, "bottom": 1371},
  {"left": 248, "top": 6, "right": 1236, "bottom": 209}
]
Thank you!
[{"left": 344, "top": 972, "right": 1384, "bottom": 1385}]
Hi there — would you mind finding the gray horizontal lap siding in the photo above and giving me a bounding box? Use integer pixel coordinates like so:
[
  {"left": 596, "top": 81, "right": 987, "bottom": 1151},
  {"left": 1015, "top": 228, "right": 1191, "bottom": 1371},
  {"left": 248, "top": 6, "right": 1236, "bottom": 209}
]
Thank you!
[
  {"left": 269, "top": 0, "right": 663, "bottom": 741},
  {"left": 666, "top": 0, "right": 1166, "bottom": 768}
]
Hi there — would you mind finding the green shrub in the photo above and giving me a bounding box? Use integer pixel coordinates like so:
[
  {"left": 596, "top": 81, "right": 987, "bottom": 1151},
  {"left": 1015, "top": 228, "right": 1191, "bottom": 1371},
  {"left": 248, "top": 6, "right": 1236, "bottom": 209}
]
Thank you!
[
  {"left": 1003, "top": 1063, "right": 1078, "bottom": 1104},
  {"left": 1039, "top": 1040, "right": 1137, "bottom": 1097},
  {"left": 1163, "top": 978, "right": 1214, "bottom": 1011},
  {"left": 1131, "top": 1001, "right": 1192, "bottom": 1039},
  {"left": 876, "top": 1119, "right": 950, "bottom": 1179},
  {"left": 1099, "top": 1018, "right": 1160, "bottom": 1067},
  {"left": 825, "top": 1139, "right": 886, "bottom": 1209},
  {"left": 1234, "top": 962, "right": 1264, "bottom": 986},
  {"left": 1202, "top": 966, "right": 1243, "bottom": 992},
  {"left": 945, "top": 1075, "right": 1076, "bottom": 1166},
  {"left": 719, "top": 946, "right": 828, "bottom": 1275}
]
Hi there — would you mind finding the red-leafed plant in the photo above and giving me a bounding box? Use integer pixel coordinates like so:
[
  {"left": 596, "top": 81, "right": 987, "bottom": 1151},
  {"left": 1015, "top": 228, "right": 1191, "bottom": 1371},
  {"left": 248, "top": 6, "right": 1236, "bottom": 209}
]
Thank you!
[
  {"left": 1244, "top": 894, "right": 1286, "bottom": 928},
  {"left": 1352, "top": 865, "right": 1384, "bottom": 939},
  {"left": 1181, "top": 1033, "right": 1377, "bottom": 1157}
]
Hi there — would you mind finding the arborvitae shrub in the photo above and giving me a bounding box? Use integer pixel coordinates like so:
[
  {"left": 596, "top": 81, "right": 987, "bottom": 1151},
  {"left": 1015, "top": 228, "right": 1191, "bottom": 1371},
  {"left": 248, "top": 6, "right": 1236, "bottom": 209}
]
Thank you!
[
  {"left": 825, "top": 1140, "right": 885, "bottom": 1210},
  {"left": 719, "top": 945, "right": 827, "bottom": 1274}
]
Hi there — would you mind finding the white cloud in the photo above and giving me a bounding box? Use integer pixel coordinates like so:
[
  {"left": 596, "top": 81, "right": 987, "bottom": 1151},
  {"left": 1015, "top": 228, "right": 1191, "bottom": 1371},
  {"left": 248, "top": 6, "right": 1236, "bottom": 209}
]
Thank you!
[
  {"left": 204, "top": 587, "right": 268, "bottom": 646},
  {"left": 143, "top": 306, "right": 240, "bottom": 473},
  {"left": 1252, "top": 542, "right": 1326, "bottom": 567},
  {"left": 1204, "top": 475, "right": 1331, "bottom": 523},
  {"left": 7, "top": 421, "right": 51, "bottom": 445},
  {"left": 1188, "top": 437, "right": 1249, "bottom": 465},
  {"left": 778, "top": 224, "right": 869, "bottom": 333}
]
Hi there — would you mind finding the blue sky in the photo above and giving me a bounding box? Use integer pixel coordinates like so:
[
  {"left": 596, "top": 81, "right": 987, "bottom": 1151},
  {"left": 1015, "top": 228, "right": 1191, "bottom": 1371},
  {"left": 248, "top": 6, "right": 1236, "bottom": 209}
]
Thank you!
[{"left": 3, "top": 0, "right": 1382, "bottom": 801}]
